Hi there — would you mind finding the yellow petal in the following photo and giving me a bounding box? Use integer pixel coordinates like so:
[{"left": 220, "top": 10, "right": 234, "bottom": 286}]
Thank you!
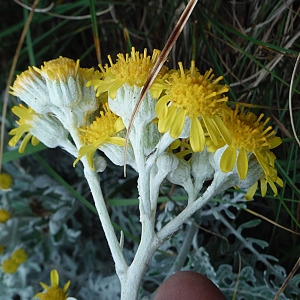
[
  {"left": 276, "top": 176, "right": 283, "bottom": 187},
  {"left": 158, "top": 104, "right": 176, "bottom": 134},
  {"left": 63, "top": 280, "right": 71, "bottom": 293},
  {"left": 150, "top": 82, "right": 167, "bottom": 99},
  {"left": 114, "top": 117, "right": 125, "bottom": 132},
  {"left": 31, "top": 136, "right": 40, "bottom": 146},
  {"left": 73, "top": 144, "right": 98, "bottom": 169},
  {"left": 50, "top": 269, "right": 59, "bottom": 287},
  {"left": 260, "top": 177, "right": 267, "bottom": 197},
  {"left": 202, "top": 116, "right": 221, "bottom": 147},
  {"left": 170, "top": 108, "right": 186, "bottom": 138},
  {"left": 245, "top": 181, "right": 258, "bottom": 200},
  {"left": 220, "top": 145, "right": 236, "bottom": 173},
  {"left": 155, "top": 95, "right": 169, "bottom": 119},
  {"left": 19, "top": 133, "right": 32, "bottom": 153},
  {"left": 268, "top": 136, "right": 282, "bottom": 149},
  {"left": 267, "top": 177, "right": 278, "bottom": 196},
  {"left": 213, "top": 115, "right": 232, "bottom": 145},
  {"left": 106, "top": 137, "right": 126, "bottom": 146},
  {"left": 190, "top": 117, "right": 205, "bottom": 152},
  {"left": 237, "top": 148, "right": 248, "bottom": 180},
  {"left": 39, "top": 282, "right": 50, "bottom": 291},
  {"left": 254, "top": 150, "right": 271, "bottom": 176}
]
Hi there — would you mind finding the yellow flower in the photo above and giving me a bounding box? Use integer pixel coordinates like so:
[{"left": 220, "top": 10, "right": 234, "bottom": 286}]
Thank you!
[
  {"left": 168, "top": 139, "right": 193, "bottom": 159},
  {"left": 9, "top": 103, "right": 73, "bottom": 153},
  {"left": 10, "top": 57, "right": 101, "bottom": 129},
  {"left": 10, "top": 67, "right": 50, "bottom": 114},
  {"left": 88, "top": 47, "right": 168, "bottom": 99},
  {"left": 0, "top": 173, "right": 13, "bottom": 190},
  {"left": 214, "top": 105, "right": 283, "bottom": 199},
  {"left": 34, "top": 57, "right": 101, "bottom": 109},
  {"left": 2, "top": 257, "right": 19, "bottom": 274},
  {"left": 0, "top": 209, "right": 11, "bottom": 223},
  {"left": 35, "top": 56, "right": 81, "bottom": 82},
  {"left": 155, "top": 61, "right": 229, "bottom": 152},
  {"left": 35, "top": 269, "right": 70, "bottom": 300},
  {"left": 74, "top": 103, "right": 126, "bottom": 168},
  {"left": 11, "top": 248, "right": 28, "bottom": 264},
  {"left": 8, "top": 104, "right": 40, "bottom": 153},
  {"left": 218, "top": 105, "right": 282, "bottom": 180},
  {"left": 0, "top": 248, "right": 28, "bottom": 274}
]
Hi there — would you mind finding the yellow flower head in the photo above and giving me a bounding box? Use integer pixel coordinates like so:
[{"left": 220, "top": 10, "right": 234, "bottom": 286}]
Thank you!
[
  {"left": 88, "top": 47, "right": 168, "bottom": 99},
  {"left": 2, "top": 257, "right": 19, "bottom": 274},
  {"left": 219, "top": 105, "right": 282, "bottom": 180},
  {"left": 155, "top": 61, "right": 229, "bottom": 152},
  {"left": 11, "top": 248, "right": 28, "bottom": 264},
  {"left": 74, "top": 103, "right": 126, "bottom": 168},
  {"left": 35, "top": 269, "right": 70, "bottom": 300},
  {"left": 0, "top": 173, "right": 13, "bottom": 190},
  {"left": 0, "top": 209, "right": 11, "bottom": 223},
  {"left": 10, "top": 57, "right": 101, "bottom": 124},
  {"left": 34, "top": 56, "right": 101, "bottom": 89},
  {"left": 35, "top": 57, "right": 80, "bottom": 82},
  {"left": 10, "top": 67, "right": 49, "bottom": 114},
  {"left": 8, "top": 104, "right": 40, "bottom": 153},
  {"left": 9, "top": 102, "right": 73, "bottom": 153}
]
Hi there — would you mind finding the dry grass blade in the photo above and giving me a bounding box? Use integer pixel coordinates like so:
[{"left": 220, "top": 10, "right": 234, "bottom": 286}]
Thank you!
[
  {"left": 245, "top": 208, "right": 300, "bottom": 235},
  {"left": 13, "top": 0, "right": 53, "bottom": 12},
  {"left": 193, "top": 222, "right": 229, "bottom": 246},
  {"left": 232, "top": 252, "right": 242, "bottom": 300},
  {"left": 289, "top": 53, "right": 300, "bottom": 147},
  {"left": 0, "top": 0, "right": 40, "bottom": 174},
  {"left": 273, "top": 257, "right": 300, "bottom": 300},
  {"left": 123, "top": 0, "right": 198, "bottom": 175}
]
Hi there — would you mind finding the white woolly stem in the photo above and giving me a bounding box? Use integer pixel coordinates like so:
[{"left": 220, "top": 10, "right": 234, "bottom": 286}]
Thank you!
[
  {"left": 157, "top": 171, "right": 228, "bottom": 241},
  {"left": 82, "top": 161, "right": 128, "bottom": 273},
  {"left": 66, "top": 119, "right": 128, "bottom": 275}
]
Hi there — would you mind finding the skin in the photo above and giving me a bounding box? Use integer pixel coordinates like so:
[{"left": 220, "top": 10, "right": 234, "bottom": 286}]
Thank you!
[{"left": 154, "top": 271, "right": 226, "bottom": 300}]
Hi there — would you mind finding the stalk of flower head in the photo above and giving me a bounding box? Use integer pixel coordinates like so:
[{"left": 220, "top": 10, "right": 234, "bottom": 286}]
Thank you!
[{"left": 8, "top": 49, "right": 283, "bottom": 300}]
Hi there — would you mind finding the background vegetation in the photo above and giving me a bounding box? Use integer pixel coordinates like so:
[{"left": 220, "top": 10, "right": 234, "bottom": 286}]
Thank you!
[{"left": 0, "top": 0, "right": 299, "bottom": 299}]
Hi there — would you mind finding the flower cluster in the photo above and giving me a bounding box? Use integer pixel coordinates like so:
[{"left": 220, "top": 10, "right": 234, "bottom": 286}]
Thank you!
[
  {"left": 1, "top": 248, "right": 28, "bottom": 274},
  {"left": 9, "top": 56, "right": 101, "bottom": 155},
  {"left": 82, "top": 47, "right": 282, "bottom": 198},
  {"left": 9, "top": 48, "right": 283, "bottom": 201},
  {"left": 0, "top": 208, "right": 11, "bottom": 223},
  {"left": 0, "top": 173, "right": 13, "bottom": 190}
]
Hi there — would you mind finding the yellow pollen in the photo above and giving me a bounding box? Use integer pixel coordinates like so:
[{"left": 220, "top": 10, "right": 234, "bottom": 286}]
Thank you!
[
  {"left": 163, "top": 63, "right": 229, "bottom": 118},
  {"left": 106, "top": 47, "right": 162, "bottom": 86},
  {"left": 10, "top": 67, "right": 41, "bottom": 95},
  {"left": 223, "top": 106, "right": 280, "bottom": 153},
  {"left": 90, "top": 47, "right": 168, "bottom": 99},
  {"left": 34, "top": 57, "right": 80, "bottom": 82},
  {"left": 80, "top": 104, "right": 119, "bottom": 144}
]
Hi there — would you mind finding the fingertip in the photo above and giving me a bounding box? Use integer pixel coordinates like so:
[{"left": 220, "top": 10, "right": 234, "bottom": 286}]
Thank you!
[{"left": 154, "top": 271, "right": 225, "bottom": 300}]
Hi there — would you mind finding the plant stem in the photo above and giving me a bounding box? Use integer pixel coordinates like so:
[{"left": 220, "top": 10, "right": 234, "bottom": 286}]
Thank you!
[
  {"left": 119, "top": 212, "right": 160, "bottom": 300},
  {"left": 168, "top": 222, "right": 198, "bottom": 275},
  {"left": 83, "top": 159, "right": 128, "bottom": 274},
  {"left": 66, "top": 119, "right": 128, "bottom": 275},
  {"left": 157, "top": 172, "right": 228, "bottom": 241}
]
